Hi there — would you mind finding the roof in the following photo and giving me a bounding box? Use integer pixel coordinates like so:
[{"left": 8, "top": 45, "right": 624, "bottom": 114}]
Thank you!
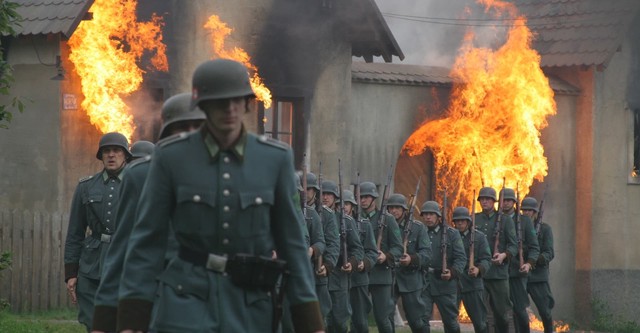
[
  {"left": 351, "top": 61, "right": 580, "bottom": 95},
  {"left": 12, "top": 0, "right": 93, "bottom": 37},
  {"left": 514, "top": 0, "right": 640, "bottom": 68},
  {"left": 341, "top": 0, "right": 404, "bottom": 63}
]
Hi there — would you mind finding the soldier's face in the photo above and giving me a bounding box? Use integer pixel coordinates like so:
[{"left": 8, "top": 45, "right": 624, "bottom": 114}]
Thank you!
[
  {"left": 306, "top": 188, "right": 316, "bottom": 204},
  {"left": 421, "top": 212, "right": 439, "bottom": 228},
  {"left": 101, "top": 146, "right": 127, "bottom": 173},
  {"left": 522, "top": 209, "right": 535, "bottom": 218},
  {"left": 322, "top": 193, "right": 336, "bottom": 208},
  {"left": 454, "top": 219, "right": 469, "bottom": 233},
  {"left": 479, "top": 197, "right": 496, "bottom": 212},
  {"left": 388, "top": 206, "right": 405, "bottom": 220},
  {"left": 343, "top": 202, "right": 353, "bottom": 215},
  {"left": 360, "top": 195, "right": 375, "bottom": 211},
  {"left": 200, "top": 97, "right": 245, "bottom": 135},
  {"left": 166, "top": 120, "right": 203, "bottom": 136},
  {"left": 502, "top": 199, "right": 515, "bottom": 212}
]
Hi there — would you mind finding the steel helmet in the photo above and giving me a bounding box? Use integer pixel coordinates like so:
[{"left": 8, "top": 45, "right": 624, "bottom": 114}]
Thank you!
[
  {"left": 521, "top": 197, "right": 539, "bottom": 212},
  {"left": 420, "top": 201, "right": 442, "bottom": 217},
  {"left": 477, "top": 187, "right": 497, "bottom": 201},
  {"left": 339, "top": 190, "right": 357, "bottom": 206},
  {"left": 452, "top": 206, "right": 472, "bottom": 221},
  {"left": 387, "top": 193, "right": 408, "bottom": 210},
  {"left": 159, "top": 93, "right": 206, "bottom": 139},
  {"left": 322, "top": 180, "right": 339, "bottom": 197},
  {"left": 500, "top": 188, "right": 517, "bottom": 201},
  {"left": 359, "top": 181, "right": 379, "bottom": 198},
  {"left": 191, "top": 59, "right": 255, "bottom": 109},
  {"left": 130, "top": 140, "right": 155, "bottom": 159},
  {"left": 96, "top": 132, "right": 132, "bottom": 160},
  {"left": 305, "top": 172, "right": 320, "bottom": 191}
]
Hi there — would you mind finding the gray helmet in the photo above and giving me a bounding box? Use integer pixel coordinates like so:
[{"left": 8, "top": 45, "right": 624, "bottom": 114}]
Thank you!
[
  {"left": 420, "top": 201, "right": 442, "bottom": 217},
  {"left": 477, "top": 187, "right": 497, "bottom": 201},
  {"left": 322, "top": 180, "right": 339, "bottom": 197},
  {"left": 359, "top": 181, "right": 379, "bottom": 198},
  {"left": 452, "top": 206, "right": 472, "bottom": 221},
  {"left": 500, "top": 188, "right": 516, "bottom": 201},
  {"left": 191, "top": 59, "right": 255, "bottom": 109},
  {"left": 159, "top": 93, "right": 206, "bottom": 139},
  {"left": 339, "top": 190, "right": 357, "bottom": 206},
  {"left": 387, "top": 193, "right": 408, "bottom": 210},
  {"left": 305, "top": 172, "right": 320, "bottom": 191},
  {"left": 521, "top": 197, "right": 539, "bottom": 212},
  {"left": 295, "top": 172, "right": 304, "bottom": 192},
  {"left": 130, "top": 140, "right": 155, "bottom": 159},
  {"left": 96, "top": 132, "right": 132, "bottom": 160}
]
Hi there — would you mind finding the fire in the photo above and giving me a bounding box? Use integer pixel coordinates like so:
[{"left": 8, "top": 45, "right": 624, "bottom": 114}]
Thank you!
[
  {"left": 68, "top": 0, "right": 168, "bottom": 140},
  {"left": 458, "top": 303, "right": 472, "bottom": 323},
  {"left": 402, "top": 0, "right": 556, "bottom": 208},
  {"left": 528, "top": 307, "right": 570, "bottom": 332},
  {"left": 204, "top": 15, "right": 272, "bottom": 109}
]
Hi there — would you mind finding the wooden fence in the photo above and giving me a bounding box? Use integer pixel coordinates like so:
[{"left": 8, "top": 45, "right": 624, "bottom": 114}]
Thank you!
[{"left": 0, "top": 209, "right": 74, "bottom": 312}]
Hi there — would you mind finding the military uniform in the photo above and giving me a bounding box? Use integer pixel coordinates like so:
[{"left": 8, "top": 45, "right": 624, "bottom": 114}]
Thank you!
[
  {"left": 64, "top": 169, "right": 124, "bottom": 330},
  {"left": 349, "top": 215, "right": 378, "bottom": 333},
  {"left": 313, "top": 203, "right": 340, "bottom": 323},
  {"left": 116, "top": 129, "right": 322, "bottom": 332}
]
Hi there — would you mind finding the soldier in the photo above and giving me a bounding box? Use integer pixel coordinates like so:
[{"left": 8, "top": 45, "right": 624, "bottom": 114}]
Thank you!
[
  {"left": 322, "top": 180, "right": 364, "bottom": 333},
  {"left": 129, "top": 140, "right": 155, "bottom": 160},
  {"left": 91, "top": 93, "right": 205, "bottom": 332},
  {"left": 387, "top": 193, "right": 431, "bottom": 333},
  {"left": 501, "top": 188, "right": 540, "bottom": 333},
  {"left": 345, "top": 188, "right": 378, "bottom": 333},
  {"left": 522, "top": 197, "right": 555, "bottom": 333},
  {"left": 115, "top": 59, "right": 324, "bottom": 333},
  {"left": 64, "top": 131, "right": 132, "bottom": 331},
  {"left": 359, "top": 181, "right": 403, "bottom": 333},
  {"left": 305, "top": 171, "right": 340, "bottom": 325},
  {"left": 453, "top": 206, "right": 491, "bottom": 333},
  {"left": 420, "top": 201, "right": 467, "bottom": 333},
  {"left": 475, "top": 187, "right": 518, "bottom": 333}
]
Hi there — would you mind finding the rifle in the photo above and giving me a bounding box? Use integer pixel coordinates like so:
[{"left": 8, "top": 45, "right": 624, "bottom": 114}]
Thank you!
[
  {"left": 515, "top": 183, "right": 524, "bottom": 268},
  {"left": 403, "top": 177, "right": 421, "bottom": 254},
  {"left": 493, "top": 178, "right": 506, "bottom": 256},
  {"left": 354, "top": 171, "right": 362, "bottom": 230},
  {"left": 441, "top": 188, "right": 449, "bottom": 273},
  {"left": 338, "top": 159, "right": 348, "bottom": 266},
  {"left": 469, "top": 190, "right": 476, "bottom": 271},
  {"left": 301, "top": 153, "right": 309, "bottom": 220},
  {"left": 535, "top": 187, "right": 547, "bottom": 234},
  {"left": 376, "top": 165, "right": 394, "bottom": 251},
  {"left": 315, "top": 161, "right": 324, "bottom": 274}
]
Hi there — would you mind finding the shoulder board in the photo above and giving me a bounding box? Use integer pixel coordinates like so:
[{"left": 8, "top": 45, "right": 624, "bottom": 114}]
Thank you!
[
  {"left": 78, "top": 175, "right": 94, "bottom": 183},
  {"left": 322, "top": 205, "right": 334, "bottom": 213},
  {"left": 157, "top": 132, "right": 189, "bottom": 148},
  {"left": 411, "top": 220, "right": 422, "bottom": 226},
  {"left": 343, "top": 214, "right": 355, "bottom": 221},
  {"left": 257, "top": 135, "right": 289, "bottom": 151},
  {"left": 128, "top": 155, "right": 152, "bottom": 169}
]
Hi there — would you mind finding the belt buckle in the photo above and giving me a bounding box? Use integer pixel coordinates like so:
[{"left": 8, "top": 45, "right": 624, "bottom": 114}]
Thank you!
[
  {"left": 206, "top": 253, "right": 227, "bottom": 273},
  {"left": 100, "top": 234, "right": 112, "bottom": 243}
]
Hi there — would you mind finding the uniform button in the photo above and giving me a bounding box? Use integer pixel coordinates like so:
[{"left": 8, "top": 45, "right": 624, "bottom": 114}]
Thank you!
[
  {"left": 222, "top": 272, "right": 228, "bottom": 277},
  {"left": 110, "top": 187, "right": 114, "bottom": 190},
  {"left": 222, "top": 239, "right": 229, "bottom": 245},
  {"left": 107, "top": 211, "right": 111, "bottom": 215},
  {"left": 107, "top": 202, "right": 111, "bottom": 206},
  {"left": 222, "top": 222, "right": 229, "bottom": 229},
  {"left": 193, "top": 195, "right": 201, "bottom": 202},
  {"left": 109, "top": 194, "right": 113, "bottom": 198},
  {"left": 89, "top": 199, "right": 94, "bottom": 203},
  {"left": 223, "top": 156, "right": 230, "bottom": 163},
  {"left": 223, "top": 189, "right": 230, "bottom": 196},
  {"left": 106, "top": 219, "right": 110, "bottom": 223},
  {"left": 177, "top": 285, "right": 183, "bottom": 291},
  {"left": 255, "top": 197, "right": 263, "bottom": 204},
  {"left": 223, "top": 206, "right": 230, "bottom": 212},
  {"left": 223, "top": 173, "right": 230, "bottom": 180}
]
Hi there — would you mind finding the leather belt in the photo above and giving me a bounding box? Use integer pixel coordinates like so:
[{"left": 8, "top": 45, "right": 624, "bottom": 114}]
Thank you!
[
  {"left": 179, "top": 246, "right": 228, "bottom": 273},
  {"left": 91, "top": 232, "right": 112, "bottom": 243}
]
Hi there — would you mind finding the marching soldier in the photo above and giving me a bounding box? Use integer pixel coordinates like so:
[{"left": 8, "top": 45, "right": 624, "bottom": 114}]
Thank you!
[
  {"left": 522, "top": 197, "right": 555, "bottom": 333},
  {"left": 323, "top": 180, "right": 364, "bottom": 333},
  {"left": 129, "top": 140, "right": 155, "bottom": 160},
  {"left": 502, "top": 188, "right": 540, "bottom": 333},
  {"left": 420, "top": 201, "right": 467, "bottom": 333},
  {"left": 91, "top": 93, "right": 205, "bottom": 332},
  {"left": 475, "top": 187, "right": 518, "bottom": 333},
  {"left": 359, "top": 181, "right": 403, "bottom": 333},
  {"left": 387, "top": 194, "right": 431, "bottom": 333},
  {"left": 453, "top": 206, "right": 491, "bottom": 333},
  {"left": 116, "top": 59, "right": 324, "bottom": 333},
  {"left": 64, "top": 131, "right": 132, "bottom": 331}
]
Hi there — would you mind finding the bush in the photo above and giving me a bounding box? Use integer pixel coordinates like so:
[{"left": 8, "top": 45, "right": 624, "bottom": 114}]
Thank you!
[{"left": 592, "top": 298, "right": 640, "bottom": 333}]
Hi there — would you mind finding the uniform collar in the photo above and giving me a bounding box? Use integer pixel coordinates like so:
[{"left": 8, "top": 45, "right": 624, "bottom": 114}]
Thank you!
[
  {"left": 363, "top": 208, "right": 377, "bottom": 219},
  {"left": 203, "top": 126, "right": 247, "bottom": 161},
  {"left": 101, "top": 169, "right": 124, "bottom": 183},
  {"left": 428, "top": 224, "right": 441, "bottom": 233}
]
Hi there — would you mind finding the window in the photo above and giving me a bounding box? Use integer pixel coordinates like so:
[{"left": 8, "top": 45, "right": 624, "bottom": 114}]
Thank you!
[
  {"left": 258, "top": 98, "right": 306, "bottom": 169},
  {"left": 629, "top": 108, "right": 640, "bottom": 183}
]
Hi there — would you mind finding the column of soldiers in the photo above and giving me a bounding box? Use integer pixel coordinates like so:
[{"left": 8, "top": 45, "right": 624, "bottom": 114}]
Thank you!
[{"left": 64, "top": 58, "right": 555, "bottom": 333}]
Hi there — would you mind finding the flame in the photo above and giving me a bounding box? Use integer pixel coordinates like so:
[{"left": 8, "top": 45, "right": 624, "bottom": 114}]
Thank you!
[
  {"left": 528, "top": 307, "right": 570, "bottom": 332},
  {"left": 458, "top": 303, "right": 472, "bottom": 323},
  {"left": 204, "top": 15, "right": 272, "bottom": 109},
  {"left": 68, "top": 0, "right": 168, "bottom": 141},
  {"left": 402, "top": 0, "right": 556, "bottom": 208}
]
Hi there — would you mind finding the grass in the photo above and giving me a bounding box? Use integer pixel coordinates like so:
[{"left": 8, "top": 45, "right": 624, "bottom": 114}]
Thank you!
[{"left": 0, "top": 307, "right": 85, "bottom": 333}]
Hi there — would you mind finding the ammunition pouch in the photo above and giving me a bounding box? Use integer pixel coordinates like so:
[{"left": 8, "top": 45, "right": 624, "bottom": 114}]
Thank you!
[{"left": 91, "top": 231, "right": 112, "bottom": 243}]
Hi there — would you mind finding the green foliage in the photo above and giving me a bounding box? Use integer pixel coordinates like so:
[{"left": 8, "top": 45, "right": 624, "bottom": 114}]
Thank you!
[
  {"left": 0, "top": 0, "right": 24, "bottom": 129},
  {"left": 0, "top": 251, "right": 11, "bottom": 271},
  {"left": 0, "top": 309, "right": 85, "bottom": 333},
  {"left": 592, "top": 298, "right": 640, "bottom": 333}
]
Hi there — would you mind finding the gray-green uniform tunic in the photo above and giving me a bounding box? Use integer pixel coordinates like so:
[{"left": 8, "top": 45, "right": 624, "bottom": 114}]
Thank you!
[
  {"left": 116, "top": 130, "right": 322, "bottom": 333},
  {"left": 394, "top": 219, "right": 431, "bottom": 331},
  {"left": 349, "top": 217, "right": 378, "bottom": 333},
  {"left": 508, "top": 214, "right": 540, "bottom": 333},
  {"left": 457, "top": 228, "right": 491, "bottom": 333},
  {"left": 64, "top": 169, "right": 124, "bottom": 331},
  {"left": 312, "top": 204, "right": 340, "bottom": 321},
  {"left": 423, "top": 224, "right": 467, "bottom": 332},
  {"left": 474, "top": 211, "right": 517, "bottom": 333},
  {"left": 364, "top": 210, "right": 403, "bottom": 333},
  {"left": 527, "top": 221, "right": 554, "bottom": 333}
]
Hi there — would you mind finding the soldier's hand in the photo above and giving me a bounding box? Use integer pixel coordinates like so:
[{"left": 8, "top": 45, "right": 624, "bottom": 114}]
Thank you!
[
  {"left": 316, "top": 265, "right": 327, "bottom": 277},
  {"left": 491, "top": 252, "right": 507, "bottom": 265},
  {"left": 66, "top": 277, "right": 77, "bottom": 304},
  {"left": 441, "top": 269, "right": 452, "bottom": 281},
  {"left": 519, "top": 262, "right": 532, "bottom": 274},
  {"left": 399, "top": 254, "right": 411, "bottom": 266},
  {"left": 468, "top": 266, "right": 479, "bottom": 277},
  {"left": 308, "top": 247, "right": 314, "bottom": 258},
  {"left": 341, "top": 262, "right": 352, "bottom": 273},
  {"left": 377, "top": 251, "right": 387, "bottom": 264},
  {"left": 271, "top": 250, "right": 278, "bottom": 260},
  {"left": 357, "top": 261, "right": 365, "bottom": 272}
]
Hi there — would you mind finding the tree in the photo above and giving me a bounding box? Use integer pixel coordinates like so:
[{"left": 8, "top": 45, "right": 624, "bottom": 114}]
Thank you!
[{"left": 0, "top": 1, "right": 24, "bottom": 129}]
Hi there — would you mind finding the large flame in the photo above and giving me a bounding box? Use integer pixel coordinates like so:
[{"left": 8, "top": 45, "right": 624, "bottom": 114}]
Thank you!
[
  {"left": 204, "top": 15, "right": 272, "bottom": 109},
  {"left": 528, "top": 307, "right": 570, "bottom": 332},
  {"left": 68, "top": 0, "right": 168, "bottom": 140},
  {"left": 402, "top": 0, "right": 556, "bottom": 208}
]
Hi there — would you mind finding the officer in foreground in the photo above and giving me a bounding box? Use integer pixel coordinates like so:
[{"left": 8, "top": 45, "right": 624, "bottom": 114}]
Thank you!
[
  {"left": 64, "top": 132, "right": 131, "bottom": 331},
  {"left": 116, "top": 59, "right": 324, "bottom": 333}
]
